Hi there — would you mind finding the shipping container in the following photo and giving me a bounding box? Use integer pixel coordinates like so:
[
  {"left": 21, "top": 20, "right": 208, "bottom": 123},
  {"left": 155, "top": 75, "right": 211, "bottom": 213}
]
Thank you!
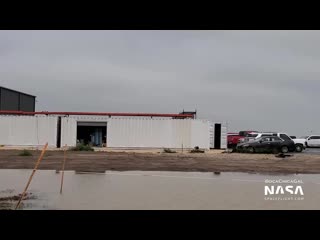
[
  {"left": 0, "top": 115, "right": 57, "bottom": 146},
  {"left": 61, "top": 117, "right": 211, "bottom": 149},
  {"left": 0, "top": 114, "right": 227, "bottom": 149}
]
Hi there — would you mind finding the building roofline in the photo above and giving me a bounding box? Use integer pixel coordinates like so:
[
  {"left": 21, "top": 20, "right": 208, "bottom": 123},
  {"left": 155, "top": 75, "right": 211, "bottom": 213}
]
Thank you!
[
  {"left": 0, "top": 86, "right": 36, "bottom": 98},
  {"left": 0, "top": 111, "right": 194, "bottom": 118}
]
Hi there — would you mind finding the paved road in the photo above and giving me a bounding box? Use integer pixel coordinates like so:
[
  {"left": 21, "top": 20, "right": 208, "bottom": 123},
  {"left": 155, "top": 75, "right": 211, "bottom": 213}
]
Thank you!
[{"left": 301, "top": 148, "right": 320, "bottom": 155}]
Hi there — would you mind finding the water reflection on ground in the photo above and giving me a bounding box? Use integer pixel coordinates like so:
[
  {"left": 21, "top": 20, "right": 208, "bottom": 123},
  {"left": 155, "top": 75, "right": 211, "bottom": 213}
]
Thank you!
[{"left": 0, "top": 169, "right": 320, "bottom": 210}]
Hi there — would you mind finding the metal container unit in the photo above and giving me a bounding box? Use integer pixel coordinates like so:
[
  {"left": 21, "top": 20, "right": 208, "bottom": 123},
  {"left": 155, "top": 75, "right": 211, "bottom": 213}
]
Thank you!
[
  {"left": 61, "top": 117, "right": 210, "bottom": 149},
  {"left": 0, "top": 115, "right": 57, "bottom": 147},
  {"left": 0, "top": 114, "right": 227, "bottom": 149}
]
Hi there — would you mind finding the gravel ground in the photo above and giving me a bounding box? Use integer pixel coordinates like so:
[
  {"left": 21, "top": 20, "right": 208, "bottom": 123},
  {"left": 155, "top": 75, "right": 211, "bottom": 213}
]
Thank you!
[{"left": 0, "top": 149, "right": 319, "bottom": 174}]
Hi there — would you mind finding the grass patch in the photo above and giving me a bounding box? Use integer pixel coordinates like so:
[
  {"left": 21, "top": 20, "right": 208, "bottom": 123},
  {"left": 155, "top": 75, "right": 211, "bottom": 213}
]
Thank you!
[
  {"left": 163, "top": 148, "right": 176, "bottom": 153},
  {"left": 190, "top": 149, "right": 205, "bottom": 153},
  {"left": 69, "top": 144, "right": 94, "bottom": 152},
  {"left": 18, "top": 149, "right": 33, "bottom": 156}
]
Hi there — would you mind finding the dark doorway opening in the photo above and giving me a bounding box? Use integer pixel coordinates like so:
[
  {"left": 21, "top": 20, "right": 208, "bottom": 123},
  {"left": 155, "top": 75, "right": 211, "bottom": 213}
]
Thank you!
[
  {"left": 77, "top": 122, "right": 107, "bottom": 147},
  {"left": 214, "top": 123, "right": 221, "bottom": 149},
  {"left": 57, "top": 117, "right": 62, "bottom": 148}
]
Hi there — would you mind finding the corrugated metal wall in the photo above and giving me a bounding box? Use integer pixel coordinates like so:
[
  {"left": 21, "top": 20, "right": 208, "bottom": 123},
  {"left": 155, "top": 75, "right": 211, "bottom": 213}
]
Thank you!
[
  {"left": 209, "top": 122, "right": 214, "bottom": 148},
  {"left": 191, "top": 120, "right": 210, "bottom": 149},
  {"left": 0, "top": 88, "right": 19, "bottom": 110},
  {"left": 0, "top": 116, "right": 57, "bottom": 146},
  {"left": 19, "top": 94, "right": 36, "bottom": 112},
  {"left": 106, "top": 118, "right": 210, "bottom": 149},
  {"left": 0, "top": 87, "right": 36, "bottom": 112},
  {"left": 61, "top": 117, "right": 77, "bottom": 147},
  {"left": 220, "top": 125, "right": 227, "bottom": 149},
  {"left": 59, "top": 116, "right": 222, "bottom": 149},
  {"left": 0, "top": 115, "right": 226, "bottom": 149},
  {"left": 172, "top": 119, "right": 191, "bottom": 148}
]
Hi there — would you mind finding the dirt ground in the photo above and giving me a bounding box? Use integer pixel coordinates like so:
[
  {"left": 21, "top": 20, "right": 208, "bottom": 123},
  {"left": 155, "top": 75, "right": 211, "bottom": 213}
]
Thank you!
[{"left": 0, "top": 149, "right": 320, "bottom": 174}]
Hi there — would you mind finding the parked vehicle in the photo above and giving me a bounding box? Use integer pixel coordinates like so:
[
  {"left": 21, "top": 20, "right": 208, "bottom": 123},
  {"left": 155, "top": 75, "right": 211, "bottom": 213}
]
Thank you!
[
  {"left": 236, "top": 136, "right": 295, "bottom": 153},
  {"left": 241, "top": 132, "right": 305, "bottom": 152},
  {"left": 272, "top": 133, "right": 305, "bottom": 152},
  {"left": 241, "top": 132, "right": 274, "bottom": 143},
  {"left": 239, "top": 131, "right": 257, "bottom": 137},
  {"left": 227, "top": 133, "right": 242, "bottom": 149},
  {"left": 304, "top": 135, "right": 320, "bottom": 147},
  {"left": 227, "top": 130, "right": 257, "bottom": 149}
]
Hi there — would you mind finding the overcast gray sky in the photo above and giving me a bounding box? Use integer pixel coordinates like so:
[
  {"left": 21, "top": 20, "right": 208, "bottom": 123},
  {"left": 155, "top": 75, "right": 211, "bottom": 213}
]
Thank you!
[{"left": 0, "top": 30, "right": 319, "bottom": 136}]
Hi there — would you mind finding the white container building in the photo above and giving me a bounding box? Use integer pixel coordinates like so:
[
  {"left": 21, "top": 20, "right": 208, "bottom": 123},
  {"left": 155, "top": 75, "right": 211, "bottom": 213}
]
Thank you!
[{"left": 0, "top": 113, "right": 227, "bottom": 150}]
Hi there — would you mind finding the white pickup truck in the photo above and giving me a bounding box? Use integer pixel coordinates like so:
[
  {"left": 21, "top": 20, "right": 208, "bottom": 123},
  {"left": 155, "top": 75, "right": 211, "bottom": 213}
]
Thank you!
[{"left": 242, "top": 132, "right": 306, "bottom": 152}]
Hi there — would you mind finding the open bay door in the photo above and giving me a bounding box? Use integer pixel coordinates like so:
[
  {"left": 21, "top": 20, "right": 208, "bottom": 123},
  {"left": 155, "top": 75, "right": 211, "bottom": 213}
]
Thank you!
[{"left": 77, "top": 121, "right": 107, "bottom": 147}]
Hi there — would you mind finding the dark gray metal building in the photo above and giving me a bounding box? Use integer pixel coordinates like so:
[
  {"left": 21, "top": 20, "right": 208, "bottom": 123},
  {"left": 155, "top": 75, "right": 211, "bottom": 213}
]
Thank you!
[{"left": 0, "top": 86, "right": 36, "bottom": 112}]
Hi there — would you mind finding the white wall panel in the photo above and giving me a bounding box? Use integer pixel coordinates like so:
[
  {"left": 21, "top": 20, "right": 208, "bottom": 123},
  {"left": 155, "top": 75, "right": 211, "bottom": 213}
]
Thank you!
[
  {"left": 61, "top": 117, "right": 77, "bottom": 147},
  {"left": 0, "top": 115, "right": 227, "bottom": 149},
  {"left": 172, "top": 119, "right": 191, "bottom": 149},
  {"left": 221, "top": 125, "right": 227, "bottom": 149},
  {"left": 107, "top": 118, "right": 210, "bottom": 149},
  {"left": 0, "top": 116, "right": 57, "bottom": 147},
  {"left": 209, "top": 122, "right": 214, "bottom": 149},
  {"left": 191, "top": 120, "right": 210, "bottom": 149}
]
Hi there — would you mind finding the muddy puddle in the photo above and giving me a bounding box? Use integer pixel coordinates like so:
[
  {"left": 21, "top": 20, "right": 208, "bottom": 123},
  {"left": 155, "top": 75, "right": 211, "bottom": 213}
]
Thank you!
[{"left": 0, "top": 169, "right": 320, "bottom": 210}]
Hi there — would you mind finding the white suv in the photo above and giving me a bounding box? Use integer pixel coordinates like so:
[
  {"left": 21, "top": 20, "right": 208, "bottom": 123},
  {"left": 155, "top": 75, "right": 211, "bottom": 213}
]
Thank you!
[{"left": 304, "top": 135, "right": 320, "bottom": 148}]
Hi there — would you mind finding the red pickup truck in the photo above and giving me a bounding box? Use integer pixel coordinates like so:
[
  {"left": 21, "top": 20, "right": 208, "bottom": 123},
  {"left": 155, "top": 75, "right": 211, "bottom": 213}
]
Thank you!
[{"left": 227, "top": 131, "right": 257, "bottom": 149}]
